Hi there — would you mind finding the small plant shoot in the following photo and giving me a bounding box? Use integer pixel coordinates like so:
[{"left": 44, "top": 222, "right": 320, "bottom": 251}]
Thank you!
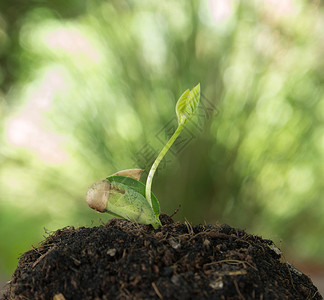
[
  {"left": 86, "top": 83, "right": 200, "bottom": 228},
  {"left": 145, "top": 83, "right": 200, "bottom": 208}
]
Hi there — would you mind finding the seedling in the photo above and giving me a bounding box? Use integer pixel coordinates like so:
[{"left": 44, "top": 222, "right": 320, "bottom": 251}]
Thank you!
[{"left": 86, "top": 83, "right": 200, "bottom": 228}]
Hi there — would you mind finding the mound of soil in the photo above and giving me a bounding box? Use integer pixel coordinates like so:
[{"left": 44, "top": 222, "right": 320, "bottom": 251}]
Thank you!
[{"left": 3, "top": 214, "right": 322, "bottom": 300}]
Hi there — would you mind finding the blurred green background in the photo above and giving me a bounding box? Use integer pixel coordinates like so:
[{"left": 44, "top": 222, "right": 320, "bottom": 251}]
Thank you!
[{"left": 0, "top": 0, "right": 324, "bottom": 281}]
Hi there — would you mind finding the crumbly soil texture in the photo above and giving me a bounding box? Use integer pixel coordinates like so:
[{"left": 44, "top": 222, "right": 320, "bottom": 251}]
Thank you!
[{"left": 3, "top": 214, "right": 322, "bottom": 300}]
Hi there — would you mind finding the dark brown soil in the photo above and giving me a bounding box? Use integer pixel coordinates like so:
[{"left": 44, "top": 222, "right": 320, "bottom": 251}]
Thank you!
[{"left": 3, "top": 214, "right": 322, "bottom": 300}]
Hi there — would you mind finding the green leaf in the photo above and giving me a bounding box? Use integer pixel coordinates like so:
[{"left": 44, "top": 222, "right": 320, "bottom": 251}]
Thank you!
[
  {"left": 107, "top": 175, "right": 160, "bottom": 218},
  {"left": 175, "top": 89, "right": 190, "bottom": 125},
  {"left": 105, "top": 211, "right": 125, "bottom": 219},
  {"left": 175, "top": 83, "right": 200, "bottom": 125}
]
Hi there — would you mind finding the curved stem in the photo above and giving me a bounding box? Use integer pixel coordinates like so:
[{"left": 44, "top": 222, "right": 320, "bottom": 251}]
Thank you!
[{"left": 145, "top": 123, "right": 185, "bottom": 207}]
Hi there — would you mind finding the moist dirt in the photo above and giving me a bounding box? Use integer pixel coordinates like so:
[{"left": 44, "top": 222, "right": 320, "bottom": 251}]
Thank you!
[{"left": 2, "top": 214, "right": 322, "bottom": 300}]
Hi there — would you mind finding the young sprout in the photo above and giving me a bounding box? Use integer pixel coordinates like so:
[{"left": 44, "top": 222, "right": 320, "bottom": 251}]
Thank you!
[
  {"left": 86, "top": 84, "right": 200, "bottom": 228},
  {"left": 145, "top": 83, "right": 200, "bottom": 207}
]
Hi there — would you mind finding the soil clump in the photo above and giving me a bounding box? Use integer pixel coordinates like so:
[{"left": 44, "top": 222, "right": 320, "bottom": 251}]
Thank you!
[{"left": 3, "top": 214, "right": 322, "bottom": 299}]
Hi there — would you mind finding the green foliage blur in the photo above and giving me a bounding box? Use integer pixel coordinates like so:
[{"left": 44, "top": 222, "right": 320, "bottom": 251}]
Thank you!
[{"left": 0, "top": 0, "right": 323, "bottom": 277}]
